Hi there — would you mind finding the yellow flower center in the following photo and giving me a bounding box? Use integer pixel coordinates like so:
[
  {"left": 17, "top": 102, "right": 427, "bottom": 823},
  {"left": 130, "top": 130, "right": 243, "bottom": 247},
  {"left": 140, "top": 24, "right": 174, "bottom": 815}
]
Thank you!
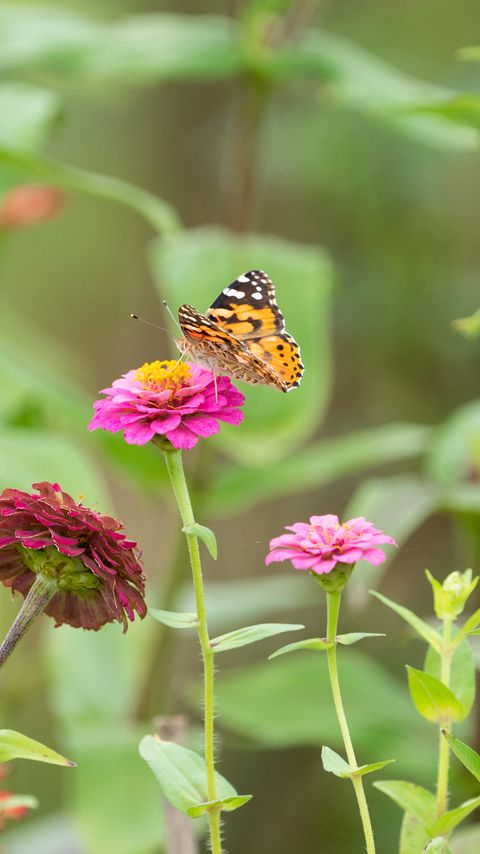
[{"left": 134, "top": 360, "right": 191, "bottom": 393}]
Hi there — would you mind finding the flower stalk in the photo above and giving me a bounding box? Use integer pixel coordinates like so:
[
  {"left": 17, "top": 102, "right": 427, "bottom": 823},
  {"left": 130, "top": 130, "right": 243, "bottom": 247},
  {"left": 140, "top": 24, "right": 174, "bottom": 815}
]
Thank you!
[
  {"left": 325, "top": 591, "right": 376, "bottom": 854},
  {"left": 161, "top": 447, "right": 222, "bottom": 854},
  {"left": 0, "top": 573, "right": 57, "bottom": 667}
]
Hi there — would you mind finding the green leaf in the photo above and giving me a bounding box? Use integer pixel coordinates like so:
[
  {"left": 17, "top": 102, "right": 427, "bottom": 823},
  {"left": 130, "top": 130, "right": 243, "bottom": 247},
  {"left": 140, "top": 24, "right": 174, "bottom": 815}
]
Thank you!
[
  {"left": 345, "top": 476, "right": 437, "bottom": 605},
  {"left": 182, "top": 523, "right": 217, "bottom": 560},
  {"left": 321, "top": 746, "right": 352, "bottom": 778},
  {"left": 0, "top": 83, "right": 61, "bottom": 150},
  {"left": 149, "top": 609, "right": 199, "bottom": 629},
  {"left": 139, "top": 737, "right": 249, "bottom": 817},
  {"left": 371, "top": 591, "right": 442, "bottom": 651},
  {"left": 425, "top": 401, "right": 480, "bottom": 491},
  {"left": 150, "top": 226, "right": 333, "bottom": 466},
  {"left": 205, "top": 424, "right": 431, "bottom": 516},
  {"left": 373, "top": 780, "right": 436, "bottom": 826},
  {"left": 459, "top": 607, "right": 480, "bottom": 637},
  {"left": 458, "top": 46, "right": 480, "bottom": 62},
  {"left": 282, "top": 30, "right": 479, "bottom": 151},
  {"left": 400, "top": 812, "right": 430, "bottom": 854},
  {"left": 337, "top": 633, "right": 385, "bottom": 645},
  {"left": 407, "top": 667, "right": 464, "bottom": 724},
  {"left": 442, "top": 732, "right": 480, "bottom": 783},
  {"left": 0, "top": 730, "right": 75, "bottom": 766},
  {"left": 269, "top": 637, "right": 334, "bottom": 658},
  {"left": 210, "top": 623, "right": 304, "bottom": 654},
  {"left": 425, "top": 640, "right": 475, "bottom": 721},
  {"left": 432, "top": 798, "right": 480, "bottom": 837},
  {"left": 187, "top": 795, "right": 251, "bottom": 817},
  {"left": 453, "top": 309, "right": 480, "bottom": 339},
  {"left": 352, "top": 759, "right": 396, "bottom": 777},
  {"left": 68, "top": 724, "right": 164, "bottom": 854}
]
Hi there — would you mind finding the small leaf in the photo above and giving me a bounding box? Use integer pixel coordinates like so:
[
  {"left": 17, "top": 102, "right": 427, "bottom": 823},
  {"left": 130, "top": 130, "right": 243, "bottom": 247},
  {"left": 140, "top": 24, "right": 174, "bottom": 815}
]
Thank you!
[
  {"left": 210, "top": 623, "right": 304, "bottom": 654},
  {"left": 373, "top": 780, "right": 436, "bottom": 826},
  {"left": 269, "top": 637, "right": 334, "bottom": 659},
  {"left": 425, "top": 639, "right": 475, "bottom": 721},
  {"left": 321, "top": 746, "right": 352, "bottom": 778},
  {"left": 371, "top": 591, "right": 442, "bottom": 651},
  {"left": 453, "top": 308, "right": 480, "bottom": 340},
  {"left": 352, "top": 759, "right": 395, "bottom": 777},
  {"left": 407, "top": 667, "right": 464, "bottom": 724},
  {"left": 337, "top": 632, "right": 385, "bottom": 645},
  {"left": 187, "top": 795, "right": 251, "bottom": 817},
  {"left": 0, "top": 730, "right": 75, "bottom": 766},
  {"left": 149, "top": 609, "right": 199, "bottom": 629},
  {"left": 182, "top": 523, "right": 217, "bottom": 560},
  {"left": 431, "top": 797, "right": 480, "bottom": 837},
  {"left": 139, "top": 737, "right": 240, "bottom": 816},
  {"left": 457, "top": 607, "right": 480, "bottom": 639},
  {"left": 442, "top": 732, "right": 480, "bottom": 783}
]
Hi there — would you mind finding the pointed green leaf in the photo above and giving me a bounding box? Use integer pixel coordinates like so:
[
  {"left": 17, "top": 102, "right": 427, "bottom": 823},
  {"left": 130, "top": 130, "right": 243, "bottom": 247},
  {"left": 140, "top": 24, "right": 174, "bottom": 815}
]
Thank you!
[
  {"left": 352, "top": 759, "right": 395, "bottom": 777},
  {"left": 0, "top": 730, "right": 75, "bottom": 766},
  {"left": 407, "top": 667, "right": 464, "bottom": 723},
  {"left": 453, "top": 308, "right": 480, "bottom": 339},
  {"left": 425, "top": 639, "right": 475, "bottom": 721},
  {"left": 400, "top": 812, "right": 430, "bottom": 853},
  {"left": 371, "top": 591, "right": 442, "bottom": 651},
  {"left": 374, "top": 780, "right": 436, "bottom": 826},
  {"left": 210, "top": 623, "right": 304, "bottom": 654},
  {"left": 269, "top": 637, "right": 334, "bottom": 659},
  {"left": 337, "top": 632, "right": 385, "bottom": 645},
  {"left": 149, "top": 609, "right": 199, "bottom": 629},
  {"left": 187, "top": 795, "right": 252, "bottom": 817},
  {"left": 458, "top": 607, "right": 480, "bottom": 638},
  {"left": 442, "top": 732, "right": 480, "bottom": 783},
  {"left": 139, "top": 737, "right": 240, "bottom": 816},
  {"left": 431, "top": 797, "right": 480, "bottom": 837},
  {"left": 321, "top": 746, "right": 352, "bottom": 778},
  {"left": 182, "top": 523, "right": 217, "bottom": 560}
]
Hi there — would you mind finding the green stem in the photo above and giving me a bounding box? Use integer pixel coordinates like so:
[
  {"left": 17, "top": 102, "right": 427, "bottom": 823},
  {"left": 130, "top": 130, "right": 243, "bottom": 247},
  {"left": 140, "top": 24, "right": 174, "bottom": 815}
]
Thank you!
[
  {"left": 0, "top": 573, "right": 57, "bottom": 667},
  {"left": 436, "top": 618, "right": 453, "bottom": 817},
  {"left": 162, "top": 448, "right": 222, "bottom": 854},
  {"left": 326, "top": 591, "right": 376, "bottom": 854}
]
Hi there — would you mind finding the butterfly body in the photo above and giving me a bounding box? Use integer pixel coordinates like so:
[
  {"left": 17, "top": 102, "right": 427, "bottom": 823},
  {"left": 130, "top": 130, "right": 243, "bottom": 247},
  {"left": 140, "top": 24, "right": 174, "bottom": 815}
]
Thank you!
[{"left": 177, "top": 270, "right": 303, "bottom": 392}]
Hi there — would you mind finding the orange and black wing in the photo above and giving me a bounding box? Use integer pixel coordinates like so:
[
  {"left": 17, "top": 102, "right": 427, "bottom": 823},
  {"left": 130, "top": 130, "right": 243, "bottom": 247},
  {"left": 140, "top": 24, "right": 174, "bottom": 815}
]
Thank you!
[{"left": 206, "top": 270, "right": 284, "bottom": 340}]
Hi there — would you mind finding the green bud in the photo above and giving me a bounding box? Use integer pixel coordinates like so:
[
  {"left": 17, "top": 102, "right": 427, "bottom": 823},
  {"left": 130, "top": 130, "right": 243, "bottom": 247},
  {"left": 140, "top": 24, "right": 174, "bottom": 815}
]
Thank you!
[
  {"left": 310, "top": 562, "right": 354, "bottom": 593},
  {"left": 426, "top": 569, "right": 478, "bottom": 620},
  {"left": 18, "top": 545, "right": 101, "bottom": 598}
]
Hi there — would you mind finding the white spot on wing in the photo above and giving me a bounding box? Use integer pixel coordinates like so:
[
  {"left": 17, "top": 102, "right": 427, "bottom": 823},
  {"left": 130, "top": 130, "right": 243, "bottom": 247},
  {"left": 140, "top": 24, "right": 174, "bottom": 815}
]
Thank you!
[
  {"left": 223, "top": 287, "right": 245, "bottom": 299},
  {"left": 252, "top": 292, "right": 263, "bottom": 300},
  {"left": 237, "top": 275, "right": 249, "bottom": 283}
]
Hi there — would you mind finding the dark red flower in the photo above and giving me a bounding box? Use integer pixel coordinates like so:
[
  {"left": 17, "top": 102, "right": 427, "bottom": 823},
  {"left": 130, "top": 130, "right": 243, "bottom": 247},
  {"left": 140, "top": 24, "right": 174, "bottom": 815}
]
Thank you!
[{"left": 0, "top": 482, "right": 146, "bottom": 631}]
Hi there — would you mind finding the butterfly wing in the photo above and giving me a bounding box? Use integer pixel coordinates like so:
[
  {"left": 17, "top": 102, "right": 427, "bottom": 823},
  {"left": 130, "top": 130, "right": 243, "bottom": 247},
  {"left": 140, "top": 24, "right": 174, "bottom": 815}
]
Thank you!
[
  {"left": 246, "top": 332, "right": 304, "bottom": 391},
  {"left": 206, "top": 270, "right": 285, "bottom": 339},
  {"left": 178, "top": 304, "right": 288, "bottom": 391}
]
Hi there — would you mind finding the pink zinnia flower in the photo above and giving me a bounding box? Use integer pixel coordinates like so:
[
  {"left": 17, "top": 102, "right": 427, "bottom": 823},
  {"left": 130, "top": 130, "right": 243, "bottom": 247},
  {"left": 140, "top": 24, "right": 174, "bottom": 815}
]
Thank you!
[
  {"left": 265, "top": 514, "right": 396, "bottom": 575},
  {"left": 0, "top": 482, "right": 146, "bottom": 631},
  {"left": 88, "top": 360, "right": 245, "bottom": 450}
]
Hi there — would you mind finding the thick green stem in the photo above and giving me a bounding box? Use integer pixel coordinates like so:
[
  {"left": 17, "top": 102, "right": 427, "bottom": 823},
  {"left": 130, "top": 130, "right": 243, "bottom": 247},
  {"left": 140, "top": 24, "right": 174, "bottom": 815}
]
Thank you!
[
  {"left": 436, "top": 618, "right": 453, "bottom": 817},
  {"left": 0, "top": 574, "right": 57, "bottom": 667},
  {"left": 326, "top": 592, "right": 376, "bottom": 854},
  {"left": 162, "top": 449, "right": 222, "bottom": 854}
]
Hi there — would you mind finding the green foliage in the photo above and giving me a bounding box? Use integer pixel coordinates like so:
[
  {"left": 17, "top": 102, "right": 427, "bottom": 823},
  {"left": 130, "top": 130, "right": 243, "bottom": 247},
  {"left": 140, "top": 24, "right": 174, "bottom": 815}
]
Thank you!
[
  {"left": 182, "top": 523, "right": 218, "bottom": 560},
  {"left": 149, "top": 609, "right": 199, "bottom": 629},
  {"left": 399, "top": 812, "right": 431, "bottom": 853},
  {"left": 321, "top": 746, "right": 394, "bottom": 779},
  {"left": 139, "top": 737, "right": 251, "bottom": 817},
  {"left": 433, "top": 798, "right": 480, "bottom": 837},
  {"left": 269, "top": 632, "right": 383, "bottom": 659},
  {"left": 374, "top": 780, "right": 437, "bottom": 827},
  {"left": 442, "top": 732, "right": 480, "bottom": 784},
  {"left": 0, "top": 730, "right": 74, "bottom": 766},
  {"left": 425, "top": 641, "right": 476, "bottom": 721},
  {"left": 453, "top": 308, "right": 480, "bottom": 339},
  {"left": 407, "top": 666, "right": 464, "bottom": 724},
  {"left": 371, "top": 591, "right": 442, "bottom": 651},
  {"left": 209, "top": 622, "right": 304, "bottom": 654}
]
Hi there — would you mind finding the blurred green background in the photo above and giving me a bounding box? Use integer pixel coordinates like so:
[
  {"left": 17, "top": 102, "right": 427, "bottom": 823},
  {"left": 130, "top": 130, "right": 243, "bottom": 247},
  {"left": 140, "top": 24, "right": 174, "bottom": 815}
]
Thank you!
[{"left": 1, "top": 1, "right": 480, "bottom": 852}]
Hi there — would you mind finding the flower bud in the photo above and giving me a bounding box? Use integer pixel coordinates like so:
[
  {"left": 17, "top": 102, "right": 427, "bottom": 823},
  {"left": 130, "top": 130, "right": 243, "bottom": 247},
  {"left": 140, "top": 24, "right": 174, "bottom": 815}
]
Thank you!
[{"left": 426, "top": 569, "right": 478, "bottom": 620}]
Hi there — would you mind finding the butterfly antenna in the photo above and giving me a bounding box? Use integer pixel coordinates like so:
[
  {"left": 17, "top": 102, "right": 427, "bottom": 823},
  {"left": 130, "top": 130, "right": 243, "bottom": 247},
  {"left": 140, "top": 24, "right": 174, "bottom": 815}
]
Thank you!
[
  {"left": 130, "top": 314, "right": 176, "bottom": 343},
  {"left": 162, "top": 299, "right": 182, "bottom": 332}
]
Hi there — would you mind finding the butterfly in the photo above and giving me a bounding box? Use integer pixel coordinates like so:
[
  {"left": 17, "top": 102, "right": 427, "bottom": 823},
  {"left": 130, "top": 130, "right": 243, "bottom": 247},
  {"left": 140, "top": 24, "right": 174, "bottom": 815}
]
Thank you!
[{"left": 177, "top": 270, "right": 304, "bottom": 392}]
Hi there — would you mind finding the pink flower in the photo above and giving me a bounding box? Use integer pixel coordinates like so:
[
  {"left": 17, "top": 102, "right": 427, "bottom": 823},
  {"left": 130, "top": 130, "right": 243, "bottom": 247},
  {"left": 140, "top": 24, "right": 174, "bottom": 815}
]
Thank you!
[
  {"left": 0, "top": 482, "right": 146, "bottom": 631},
  {"left": 265, "top": 514, "right": 396, "bottom": 575},
  {"left": 88, "top": 360, "right": 245, "bottom": 450}
]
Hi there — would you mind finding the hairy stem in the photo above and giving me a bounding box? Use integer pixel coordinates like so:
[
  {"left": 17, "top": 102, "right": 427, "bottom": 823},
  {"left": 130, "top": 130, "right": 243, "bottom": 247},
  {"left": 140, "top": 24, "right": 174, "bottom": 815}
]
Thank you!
[
  {"left": 0, "top": 574, "right": 57, "bottom": 667},
  {"left": 162, "top": 449, "right": 222, "bottom": 854},
  {"left": 326, "top": 592, "right": 376, "bottom": 854},
  {"left": 436, "top": 618, "right": 453, "bottom": 817}
]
